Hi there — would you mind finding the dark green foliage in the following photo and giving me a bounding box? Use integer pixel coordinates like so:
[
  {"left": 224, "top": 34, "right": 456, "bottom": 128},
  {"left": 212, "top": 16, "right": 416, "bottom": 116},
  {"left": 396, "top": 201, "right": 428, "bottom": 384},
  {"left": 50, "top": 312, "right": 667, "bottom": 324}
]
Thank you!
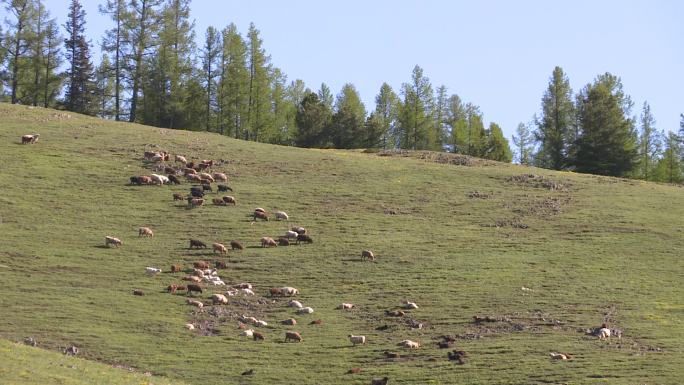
[
  {"left": 98, "top": 0, "right": 127, "bottom": 120},
  {"left": 374, "top": 82, "right": 398, "bottom": 149},
  {"left": 397, "top": 65, "right": 434, "bottom": 150},
  {"left": 512, "top": 122, "right": 533, "bottom": 164},
  {"left": 483, "top": 122, "right": 513, "bottom": 162},
  {"left": 294, "top": 91, "right": 331, "bottom": 147},
  {"left": 330, "top": 83, "right": 366, "bottom": 148},
  {"left": 636, "top": 102, "right": 662, "bottom": 180},
  {"left": 534, "top": 66, "right": 574, "bottom": 170},
  {"left": 63, "top": 0, "right": 95, "bottom": 114},
  {"left": 572, "top": 74, "right": 638, "bottom": 176}
]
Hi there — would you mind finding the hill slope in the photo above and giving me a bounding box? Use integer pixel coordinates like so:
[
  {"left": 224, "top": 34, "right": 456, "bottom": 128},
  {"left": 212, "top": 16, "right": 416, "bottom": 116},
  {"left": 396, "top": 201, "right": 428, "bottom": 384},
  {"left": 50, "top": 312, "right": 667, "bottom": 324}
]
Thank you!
[{"left": 0, "top": 103, "right": 683, "bottom": 384}]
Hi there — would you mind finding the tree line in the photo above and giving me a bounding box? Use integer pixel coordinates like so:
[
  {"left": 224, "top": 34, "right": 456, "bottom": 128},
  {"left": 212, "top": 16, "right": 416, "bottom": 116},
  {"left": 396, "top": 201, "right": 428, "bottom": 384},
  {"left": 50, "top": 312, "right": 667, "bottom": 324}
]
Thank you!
[
  {"left": 512, "top": 66, "right": 684, "bottom": 182},
  {"left": 2, "top": 0, "right": 682, "bottom": 182}
]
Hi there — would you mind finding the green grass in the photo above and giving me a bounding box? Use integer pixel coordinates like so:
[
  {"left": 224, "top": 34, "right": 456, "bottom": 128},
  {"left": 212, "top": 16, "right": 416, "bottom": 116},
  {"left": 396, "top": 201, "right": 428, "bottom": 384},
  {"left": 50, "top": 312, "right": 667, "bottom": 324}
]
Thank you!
[{"left": 0, "top": 103, "right": 683, "bottom": 384}]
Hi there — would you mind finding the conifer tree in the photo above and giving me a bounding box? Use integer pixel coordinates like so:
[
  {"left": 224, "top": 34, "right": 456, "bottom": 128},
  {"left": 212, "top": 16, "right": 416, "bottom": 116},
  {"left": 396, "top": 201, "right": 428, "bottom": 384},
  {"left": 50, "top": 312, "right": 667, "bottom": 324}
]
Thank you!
[
  {"left": 534, "top": 66, "right": 574, "bottom": 169},
  {"left": 374, "top": 83, "right": 398, "bottom": 149},
  {"left": 636, "top": 102, "right": 662, "bottom": 180},
  {"left": 294, "top": 92, "right": 331, "bottom": 148},
  {"left": 218, "top": 23, "right": 248, "bottom": 138},
  {"left": 200, "top": 25, "right": 220, "bottom": 131},
  {"left": 397, "top": 65, "right": 433, "bottom": 150},
  {"left": 331, "top": 83, "right": 366, "bottom": 148},
  {"left": 246, "top": 22, "right": 272, "bottom": 141},
  {"left": 512, "top": 122, "right": 533, "bottom": 165},
  {"left": 63, "top": 0, "right": 95, "bottom": 114},
  {"left": 99, "top": 0, "right": 128, "bottom": 120},
  {"left": 3, "top": 0, "right": 33, "bottom": 104}
]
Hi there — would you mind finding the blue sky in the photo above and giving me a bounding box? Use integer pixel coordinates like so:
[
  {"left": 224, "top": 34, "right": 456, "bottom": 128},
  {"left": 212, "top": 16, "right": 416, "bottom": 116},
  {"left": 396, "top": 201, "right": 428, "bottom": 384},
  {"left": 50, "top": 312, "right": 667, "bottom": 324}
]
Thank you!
[{"left": 50, "top": 0, "right": 682, "bottom": 138}]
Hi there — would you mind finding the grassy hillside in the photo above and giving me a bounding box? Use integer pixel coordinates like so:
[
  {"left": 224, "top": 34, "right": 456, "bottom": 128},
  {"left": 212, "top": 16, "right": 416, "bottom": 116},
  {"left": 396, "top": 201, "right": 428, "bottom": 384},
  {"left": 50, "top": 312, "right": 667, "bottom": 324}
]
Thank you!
[{"left": 0, "top": 103, "right": 682, "bottom": 385}]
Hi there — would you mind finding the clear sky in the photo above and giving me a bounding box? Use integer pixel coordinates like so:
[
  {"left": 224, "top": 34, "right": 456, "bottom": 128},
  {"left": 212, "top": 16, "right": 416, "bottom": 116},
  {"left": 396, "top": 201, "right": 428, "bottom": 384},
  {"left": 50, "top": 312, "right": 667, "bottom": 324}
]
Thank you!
[{"left": 48, "top": 0, "right": 683, "bottom": 139}]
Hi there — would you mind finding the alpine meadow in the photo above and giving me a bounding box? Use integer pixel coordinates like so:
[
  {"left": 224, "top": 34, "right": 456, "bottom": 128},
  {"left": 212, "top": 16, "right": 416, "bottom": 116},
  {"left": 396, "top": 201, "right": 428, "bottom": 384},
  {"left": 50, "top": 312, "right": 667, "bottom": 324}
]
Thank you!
[{"left": 2, "top": 0, "right": 684, "bottom": 384}]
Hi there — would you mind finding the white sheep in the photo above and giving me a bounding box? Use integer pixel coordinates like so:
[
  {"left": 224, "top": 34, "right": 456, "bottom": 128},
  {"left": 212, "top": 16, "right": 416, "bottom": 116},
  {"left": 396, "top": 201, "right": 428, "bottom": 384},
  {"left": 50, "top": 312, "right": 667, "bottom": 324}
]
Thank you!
[
  {"left": 348, "top": 335, "right": 366, "bottom": 346},
  {"left": 187, "top": 299, "right": 204, "bottom": 308},
  {"left": 241, "top": 288, "right": 255, "bottom": 296},
  {"left": 288, "top": 300, "right": 303, "bottom": 308},
  {"left": 297, "top": 307, "right": 314, "bottom": 315},
  {"left": 284, "top": 230, "right": 299, "bottom": 239},
  {"left": 234, "top": 283, "right": 252, "bottom": 289},
  {"left": 598, "top": 327, "right": 611, "bottom": 340},
  {"left": 274, "top": 211, "right": 289, "bottom": 221},
  {"left": 281, "top": 287, "right": 299, "bottom": 296},
  {"left": 340, "top": 303, "right": 355, "bottom": 310},
  {"left": 184, "top": 323, "right": 195, "bottom": 330},
  {"left": 255, "top": 320, "right": 268, "bottom": 327},
  {"left": 145, "top": 267, "right": 162, "bottom": 276},
  {"left": 211, "top": 294, "right": 228, "bottom": 304},
  {"left": 225, "top": 290, "right": 238, "bottom": 296},
  {"left": 403, "top": 300, "right": 419, "bottom": 309},
  {"left": 150, "top": 173, "right": 169, "bottom": 185},
  {"left": 398, "top": 340, "right": 420, "bottom": 349},
  {"left": 240, "top": 329, "right": 254, "bottom": 337}
]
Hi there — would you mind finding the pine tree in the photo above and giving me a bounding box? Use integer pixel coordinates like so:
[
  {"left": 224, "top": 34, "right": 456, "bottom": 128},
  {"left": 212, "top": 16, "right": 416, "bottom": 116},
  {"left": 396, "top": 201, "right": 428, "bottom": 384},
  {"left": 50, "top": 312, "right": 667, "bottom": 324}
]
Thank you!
[
  {"left": 125, "top": 0, "right": 162, "bottom": 122},
  {"left": 200, "top": 26, "right": 220, "bottom": 131},
  {"left": 317, "top": 82, "right": 333, "bottom": 111},
  {"left": 433, "top": 85, "right": 448, "bottom": 150},
  {"left": 218, "top": 23, "right": 248, "bottom": 138},
  {"left": 2, "top": 0, "right": 33, "bottom": 104},
  {"left": 572, "top": 73, "right": 638, "bottom": 176},
  {"left": 512, "top": 122, "right": 533, "bottom": 165},
  {"left": 483, "top": 122, "right": 512, "bottom": 162},
  {"left": 270, "top": 67, "right": 296, "bottom": 144},
  {"left": 94, "top": 53, "right": 114, "bottom": 118},
  {"left": 654, "top": 131, "right": 683, "bottom": 183},
  {"left": 246, "top": 23, "right": 272, "bottom": 141},
  {"left": 330, "top": 83, "right": 367, "bottom": 148},
  {"left": 397, "top": 65, "right": 433, "bottom": 150},
  {"left": 99, "top": 0, "right": 128, "bottom": 120},
  {"left": 446, "top": 94, "right": 466, "bottom": 153},
  {"left": 286, "top": 79, "right": 307, "bottom": 106},
  {"left": 453, "top": 103, "right": 484, "bottom": 156},
  {"left": 534, "top": 66, "right": 574, "bottom": 170},
  {"left": 636, "top": 102, "right": 662, "bottom": 180},
  {"left": 294, "top": 92, "right": 331, "bottom": 148},
  {"left": 374, "top": 83, "right": 398, "bottom": 149},
  {"left": 63, "top": 0, "right": 95, "bottom": 114}
]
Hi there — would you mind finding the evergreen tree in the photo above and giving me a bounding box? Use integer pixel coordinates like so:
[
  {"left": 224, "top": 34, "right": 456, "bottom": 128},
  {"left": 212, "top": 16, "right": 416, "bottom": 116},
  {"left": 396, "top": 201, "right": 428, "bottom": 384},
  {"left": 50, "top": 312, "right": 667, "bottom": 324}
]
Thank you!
[
  {"left": 2, "top": 0, "right": 33, "bottom": 104},
  {"left": 397, "top": 65, "right": 433, "bottom": 150},
  {"left": 200, "top": 25, "right": 220, "bottom": 131},
  {"left": 218, "top": 23, "right": 248, "bottom": 138},
  {"left": 286, "top": 79, "right": 307, "bottom": 106},
  {"left": 270, "top": 67, "right": 295, "bottom": 144},
  {"left": 654, "top": 131, "right": 683, "bottom": 183},
  {"left": 99, "top": 0, "right": 128, "bottom": 120},
  {"left": 125, "top": 0, "right": 162, "bottom": 122},
  {"left": 374, "top": 82, "right": 398, "bottom": 148},
  {"left": 246, "top": 23, "right": 272, "bottom": 141},
  {"left": 40, "top": 11, "right": 61, "bottom": 108},
  {"left": 330, "top": 83, "right": 366, "bottom": 148},
  {"left": 63, "top": 0, "right": 95, "bottom": 114},
  {"left": 534, "top": 66, "right": 574, "bottom": 169},
  {"left": 483, "top": 122, "right": 512, "bottom": 162},
  {"left": 572, "top": 73, "right": 638, "bottom": 176},
  {"left": 446, "top": 94, "right": 466, "bottom": 153},
  {"left": 636, "top": 102, "right": 662, "bottom": 180},
  {"left": 363, "top": 112, "right": 385, "bottom": 148},
  {"left": 433, "top": 85, "right": 448, "bottom": 150},
  {"left": 317, "top": 82, "right": 333, "bottom": 111},
  {"left": 94, "top": 53, "right": 114, "bottom": 117},
  {"left": 453, "top": 103, "right": 485, "bottom": 156},
  {"left": 294, "top": 92, "right": 331, "bottom": 148},
  {"left": 512, "top": 122, "right": 533, "bottom": 165}
]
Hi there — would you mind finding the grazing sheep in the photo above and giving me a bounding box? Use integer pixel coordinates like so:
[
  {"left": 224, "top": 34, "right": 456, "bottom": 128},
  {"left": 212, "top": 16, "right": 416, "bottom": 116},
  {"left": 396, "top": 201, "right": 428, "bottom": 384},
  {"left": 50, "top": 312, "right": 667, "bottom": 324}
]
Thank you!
[
  {"left": 150, "top": 174, "right": 169, "bottom": 185},
  {"left": 385, "top": 310, "right": 405, "bottom": 317},
  {"left": 348, "top": 335, "right": 366, "bottom": 346},
  {"left": 241, "top": 288, "right": 255, "bottom": 296},
  {"left": 184, "top": 167, "right": 197, "bottom": 175},
  {"left": 297, "top": 307, "right": 314, "bottom": 315},
  {"left": 361, "top": 250, "right": 375, "bottom": 261},
  {"left": 383, "top": 351, "right": 400, "bottom": 359},
  {"left": 211, "top": 293, "right": 228, "bottom": 304},
  {"left": 217, "top": 184, "right": 232, "bottom": 192},
  {"left": 549, "top": 352, "right": 573, "bottom": 360},
  {"left": 173, "top": 193, "right": 184, "bottom": 201},
  {"left": 64, "top": 346, "right": 79, "bottom": 356},
  {"left": 261, "top": 237, "right": 277, "bottom": 248},
  {"left": 175, "top": 155, "right": 187, "bottom": 164},
  {"left": 230, "top": 240, "right": 244, "bottom": 250},
  {"left": 280, "top": 287, "right": 299, "bottom": 296},
  {"left": 284, "top": 230, "right": 299, "bottom": 239},
  {"left": 252, "top": 332, "right": 265, "bottom": 341},
  {"left": 184, "top": 323, "right": 195, "bottom": 330},
  {"left": 167, "top": 284, "right": 186, "bottom": 294},
  {"left": 285, "top": 331, "right": 302, "bottom": 343},
  {"left": 167, "top": 174, "right": 181, "bottom": 185},
  {"left": 22, "top": 134, "right": 37, "bottom": 144},
  {"left": 255, "top": 320, "right": 268, "bottom": 327},
  {"left": 198, "top": 173, "right": 214, "bottom": 183},
  {"left": 269, "top": 287, "right": 283, "bottom": 296},
  {"left": 186, "top": 173, "right": 202, "bottom": 182},
  {"left": 138, "top": 227, "right": 154, "bottom": 237},
  {"left": 186, "top": 284, "right": 203, "bottom": 295},
  {"left": 254, "top": 207, "right": 266, "bottom": 213},
  {"left": 188, "top": 197, "right": 204, "bottom": 208},
  {"left": 133, "top": 289, "right": 145, "bottom": 296},
  {"left": 402, "top": 300, "right": 418, "bottom": 309},
  {"left": 189, "top": 188, "right": 204, "bottom": 198},
  {"left": 193, "top": 261, "right": 209, "bottom": 269},
  {"left": 183, "top": 276, "right": 202, "bottom": 283},
  {"left": 105, "top": 236, "right": 122, "bottom": 248},
  {"left": 129, "top": 176, "right": 141, "bottom": 185},
  {"left": 371, "top": 377, "right": 389, "bottom": 385},
  {"left": 340, "top": 303, "right": 355, "bottom": 310},
  {"left": 190, "top": 239, "right": 207, "bottom": 249},
  {"left": 274, "top": 211, "right": 289, "bottom": 221},
  {"left": 292, "top": 226, "right": 307, "bottom": 235},
  {"left": 281, "top": 318, "right": 297, "bottom": 326},
  {"left": 241, "top": 329, "right": 254, "bottom": 337},
  {"left": 234, "top": 282, "right": 252, "bottom": 289},
  {"left": 309, "top": 319, "right": 323, "bottom": 325},
  {"left": 296, "top": 234, "right": 313, "bottom": 244},
  {"left": 277, "top": 237, "right": 290, "bottom": 246},
  {"left": 212, "top": 243, "right": 228, "bottom": 255},
  {"left": 202, "top": 184, "right": 213, "bottom": 192},
  {"left": 398, "top": 340, "right": 420, "bottom": 349},
  {"left": 447, "top": 350, "right": 468, "bottom": 364},
  {"left": 137, "top": 175, "right": 152, "bottom": 185},
  {"left": 288, "top": 300, "right": 303, "bottom": 308},
  {"left": 213, "top": 172, "right": 228, "bottom": 182},
  {"left": 253, "top": 211, "right": 269, "bottom": 221},
  {"left": 186, "top": 299, "right": 204, "bottom": 308},
  {"left": 145, "top": 267, "right": 162, "bottom": 275},
  {"left": 163, "top": 166, "right": 177, "bottom": 175},
  {"left": 222, "top": 196, "right": 236, "bottom": 205},
  {"left": 598, "top": 327, "right": 611, "bottom": 340}
]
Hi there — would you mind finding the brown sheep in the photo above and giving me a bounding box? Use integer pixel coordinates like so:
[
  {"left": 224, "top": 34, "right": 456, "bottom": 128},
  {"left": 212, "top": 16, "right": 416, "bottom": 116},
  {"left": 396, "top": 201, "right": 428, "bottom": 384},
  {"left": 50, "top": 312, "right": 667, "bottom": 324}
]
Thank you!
[
  {"left": 222, "top": 196, "right": 236, "bottom": 205},
  {"left": 361, "top": 250, "right": 375, "bottom": 261},
  {"left": 167, "top": 174, "right": 181, "bottom": 185},
  {"left": 261, "top": 237, "right": 277, "bottom": 248},
  {"left": 212, "top": 243, "right": 228, "bottom": 255},
  {"left": 252, "top": 331, "right": 265, "bottom": 341},
  {"left": 296, "top": 234, "right": 313, "bottom": 245},
  {"left": 189, "top": 239, "right": 207, "bottom": 249},
  {"left": 371, "top": 377, "right": 389, "bottom": 385},
  {"left": 138, "top": 227, "right": 154, "bottom": 237},
  {"left": 347, "top": 367, "right": 362, "bottom": 374},
  {"left": 253, "top": 211, "right": 269, "bottom": 221},
  {"left": 175, "top": 155, "right": 187, "bottom": 164},
  {"left": 193, "top": 261, "right": 209, "bottom": 269},
  {"left": 281, "top": 318, "right": 297, "bottom": 326},
  {"left": 284, "top": 331, "right": 302, "bottom": 343},
  {"left": 269, "top": 287, "right": 283, "bottom": 296},
  {"left": 213, "top": 172, "right": 228, "bottom": 182},
  {"left": 309, "top": 319, "right": 323, "bottom": 325},
  {"left": 188, "top": 197, "right": 204, "bottom": 208},
  {"left": 230, "top": 240, "right": 244, "bottom": 250},
  {"left": 183, "top": 276, "right": 202, "bottom": 283},
  {"left": 184, "top": 167, "right": 197, "bottom": 176},
  {"left": 170, "top": 264, "right": 183, "bottom": 273},
  {"left": 212, "top": 198, "right": 227, "bottom": 206},
  {"left": 137, "top": 176, "right": 152, "bottom": 185},
  {"left": 133, "top": 289, "right": 145, "bottom": 296},
  {"left": 198, "top": 173, "right": 214, "bottom": 183},
  {"left": 173, "top": 193, "right": 185, "bottom": 201},
  {"left": 186, "top": 284, "right": 203, "bottom": 295},
  {"left": 186, "top": 173, "right": 202, "bottom": 182},
  {"left": 277, "top": 237, "right": 290, "bottom": 246}
]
